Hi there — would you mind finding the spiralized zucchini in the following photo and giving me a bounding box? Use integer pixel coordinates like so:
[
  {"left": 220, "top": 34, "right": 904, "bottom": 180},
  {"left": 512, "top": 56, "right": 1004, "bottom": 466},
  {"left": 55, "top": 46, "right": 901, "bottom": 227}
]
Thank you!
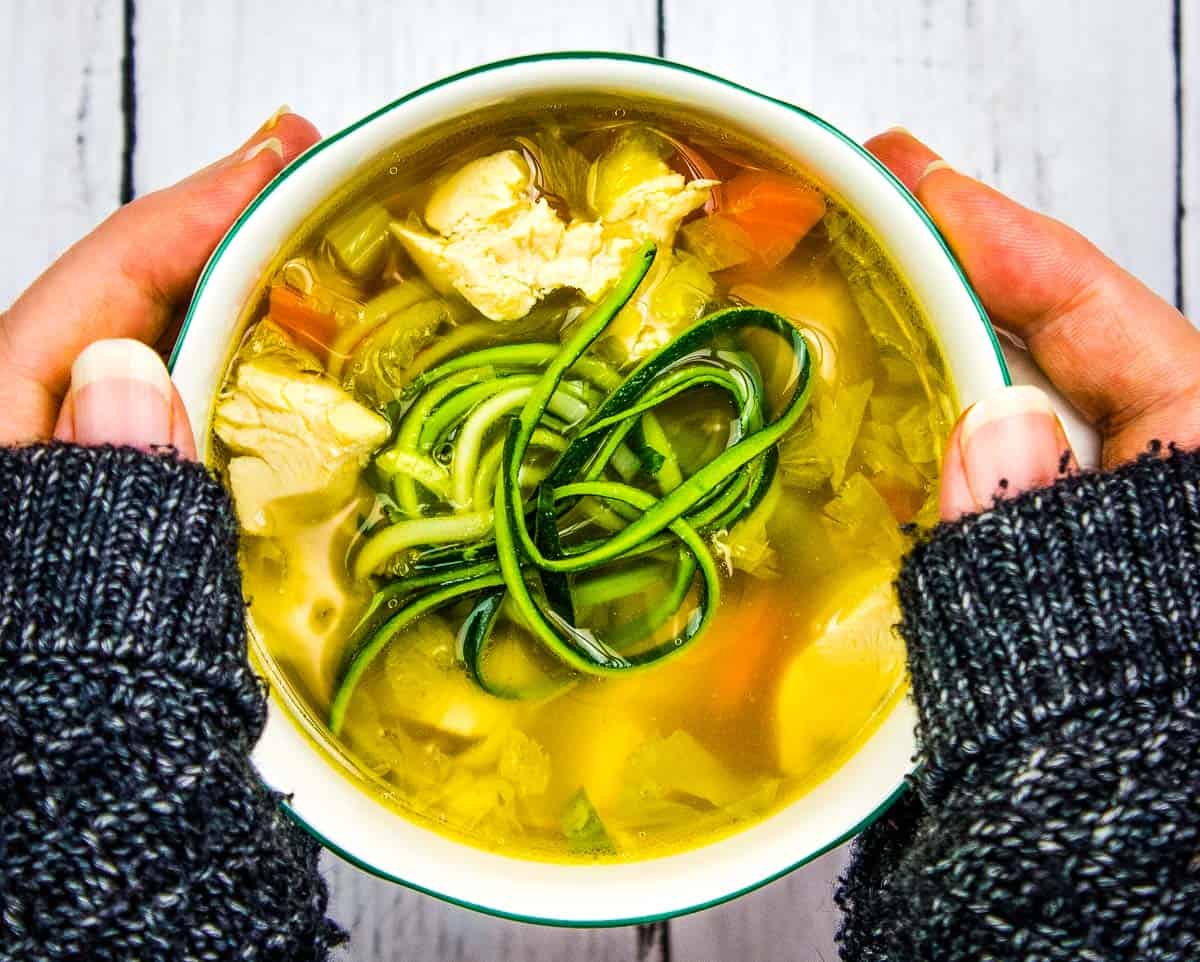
[{"left": 329, "top": 243, "right": 813, "bottom": 732}]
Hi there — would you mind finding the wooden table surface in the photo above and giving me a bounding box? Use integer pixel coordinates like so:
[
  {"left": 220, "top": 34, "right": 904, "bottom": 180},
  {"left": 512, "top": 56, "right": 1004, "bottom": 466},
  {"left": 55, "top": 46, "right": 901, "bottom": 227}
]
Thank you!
[{"left": 4, "top": 2, "right": 1195, "bottom": 959}]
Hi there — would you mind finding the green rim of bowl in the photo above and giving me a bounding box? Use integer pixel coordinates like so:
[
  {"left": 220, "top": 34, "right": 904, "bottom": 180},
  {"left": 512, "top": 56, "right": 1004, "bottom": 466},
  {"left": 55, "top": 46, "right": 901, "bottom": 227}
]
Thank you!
[{"left": 170, "top": 50, "right": 1010, "bottom": 928}]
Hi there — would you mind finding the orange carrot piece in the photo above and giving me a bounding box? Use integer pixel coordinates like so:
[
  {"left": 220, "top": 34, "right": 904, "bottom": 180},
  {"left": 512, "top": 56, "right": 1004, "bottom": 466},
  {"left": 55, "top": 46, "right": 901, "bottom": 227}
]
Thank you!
[
  {"left": 267, "top": 285, "right": 339, "bottom": 361},
  {"left": 720, "top": 170, "right": 827, "bottom": 268},
  {"left": 703, "top": 581, "right": 779, "bottom": 717}
]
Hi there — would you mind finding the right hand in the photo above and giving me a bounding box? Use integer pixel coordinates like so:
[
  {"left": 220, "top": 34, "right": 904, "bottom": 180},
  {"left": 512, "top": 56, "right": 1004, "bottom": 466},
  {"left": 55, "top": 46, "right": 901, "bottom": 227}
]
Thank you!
[{"left": 866, "top": 129, "right": 1200, "bottom": 521}]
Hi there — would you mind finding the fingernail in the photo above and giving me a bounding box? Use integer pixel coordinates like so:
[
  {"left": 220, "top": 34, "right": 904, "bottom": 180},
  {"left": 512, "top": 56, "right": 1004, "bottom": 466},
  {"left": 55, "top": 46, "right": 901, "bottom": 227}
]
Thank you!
[
  {"left": 959, "top": 385, "right": 1070, "bottom": 509},
  {"left": 883, "top": 125, "right": 914, "bottom": 137},
  {"left": 70, "top": 339, "right": 173, "bottom": 449},
  {"left": 241, "top": 136, "right": 284, "bottom": 165},
  {"left": 262, "top": 104, "right": 292, "bottom": 131},
  {"left": 918, "top": 159, "right": 954, "bottom": 184}
]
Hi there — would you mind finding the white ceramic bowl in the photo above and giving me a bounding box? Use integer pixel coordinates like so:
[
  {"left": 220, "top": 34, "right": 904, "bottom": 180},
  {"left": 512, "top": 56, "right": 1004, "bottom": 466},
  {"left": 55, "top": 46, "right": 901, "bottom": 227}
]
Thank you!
[{"left": 171, "top": 52, "right": 1012, "bottom": 926}]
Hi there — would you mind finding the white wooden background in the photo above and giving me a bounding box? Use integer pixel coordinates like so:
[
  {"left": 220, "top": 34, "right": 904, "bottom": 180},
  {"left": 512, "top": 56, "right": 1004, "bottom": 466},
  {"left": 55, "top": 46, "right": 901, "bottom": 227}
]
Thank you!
[{"left": 3, "top": 2, "right": 1193, "bottom": 959}]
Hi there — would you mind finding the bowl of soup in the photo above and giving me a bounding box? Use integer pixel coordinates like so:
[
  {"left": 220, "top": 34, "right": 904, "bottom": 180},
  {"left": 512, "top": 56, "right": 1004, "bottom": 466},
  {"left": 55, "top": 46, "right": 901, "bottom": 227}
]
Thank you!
[{"left": 171, "top": 52, "right": 1008, "bottom": 924}]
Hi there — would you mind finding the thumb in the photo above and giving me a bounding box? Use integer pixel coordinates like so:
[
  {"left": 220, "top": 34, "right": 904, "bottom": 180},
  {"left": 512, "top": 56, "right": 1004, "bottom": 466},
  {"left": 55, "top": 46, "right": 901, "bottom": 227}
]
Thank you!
[
  {"left": 53, "top": 339, "right": 196, "bottom": 459},
  {"left": 940, "top": 385, "right": 1076, "bottom": 522}
]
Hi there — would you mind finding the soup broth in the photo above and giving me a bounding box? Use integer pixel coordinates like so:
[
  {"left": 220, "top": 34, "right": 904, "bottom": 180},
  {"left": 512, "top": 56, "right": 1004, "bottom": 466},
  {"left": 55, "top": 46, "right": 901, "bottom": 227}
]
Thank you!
[{"left": 211, "top": 99, "right": 955, "bottom": 862}]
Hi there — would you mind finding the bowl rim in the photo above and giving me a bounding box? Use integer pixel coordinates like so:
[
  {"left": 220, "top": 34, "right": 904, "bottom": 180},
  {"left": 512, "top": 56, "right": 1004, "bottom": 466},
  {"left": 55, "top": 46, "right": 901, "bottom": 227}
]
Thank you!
[{"left": 170, "top": 50, "right": 1009, "bottom": 927}]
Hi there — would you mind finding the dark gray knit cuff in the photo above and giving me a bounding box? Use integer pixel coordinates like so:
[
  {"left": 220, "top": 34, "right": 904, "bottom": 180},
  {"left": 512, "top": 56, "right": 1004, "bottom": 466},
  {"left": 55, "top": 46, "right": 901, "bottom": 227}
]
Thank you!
[
  {"left": 0, "top": 443, "right": 264, "bottom": 744},
  {"left": 1, "top": 444, "right": 344, "bottom": 958},
  {"left": 898, "top": 446, "right": 1200, "bottom": 800}
]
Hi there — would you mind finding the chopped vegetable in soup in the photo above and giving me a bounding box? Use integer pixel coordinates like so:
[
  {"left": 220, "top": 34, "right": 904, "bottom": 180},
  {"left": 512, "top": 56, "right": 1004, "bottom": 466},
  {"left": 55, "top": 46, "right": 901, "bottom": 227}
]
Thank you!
[{"left": 210, "top": 101, "right": 954, "bottom": 862}]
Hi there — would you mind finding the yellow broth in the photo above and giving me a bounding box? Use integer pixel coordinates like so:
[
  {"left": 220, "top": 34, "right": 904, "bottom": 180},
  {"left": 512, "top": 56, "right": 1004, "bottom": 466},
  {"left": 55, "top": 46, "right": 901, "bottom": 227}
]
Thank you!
[{"left": 212, "top": 100, "right": 955, "bottom": 862}]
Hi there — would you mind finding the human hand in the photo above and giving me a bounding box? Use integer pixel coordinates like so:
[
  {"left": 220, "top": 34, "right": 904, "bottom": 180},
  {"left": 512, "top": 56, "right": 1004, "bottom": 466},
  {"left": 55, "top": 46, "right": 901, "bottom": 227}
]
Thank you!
[
  {"left": 0, "top": 108, "right": 321, "bottom": 455},
  {"left": 867, "top": 128, "right": 1200, "bottom": 521}
]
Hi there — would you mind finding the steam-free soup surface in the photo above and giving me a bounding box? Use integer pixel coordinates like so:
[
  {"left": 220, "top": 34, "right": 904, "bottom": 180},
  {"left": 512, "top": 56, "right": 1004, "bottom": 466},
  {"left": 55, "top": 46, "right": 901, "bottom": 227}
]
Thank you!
[{"left": 212, "top": 101, "right": 954, "bottom": 861}]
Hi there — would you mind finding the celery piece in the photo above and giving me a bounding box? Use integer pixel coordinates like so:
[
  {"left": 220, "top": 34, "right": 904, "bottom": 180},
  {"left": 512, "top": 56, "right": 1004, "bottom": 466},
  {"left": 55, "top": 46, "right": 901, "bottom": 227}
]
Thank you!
[
  {"left": 857, "top": 434, "right": 905, "bottom": 481},
  {"left": 896, "top": 404, "right": 940, "bottom": 465},
  {"left": 825, "top": 208, "right": 927, "bottom": 362},
  {"left": 237, "top": 317, "right": 322, "bottom": 373},
  {"left": 871, "top": 389, "right": 948, "bottom": 470},
  {"left": 588, "top": 127, "right": 672, "bottom": 219},
  {"left": 432, "top": 770, "right": 517, "bottom": 830},
  {"left": 498, "top": 731, "right": 552, "bottom": 798},
  {"left": 625, "top": 730, "right": 748, "bottom": 808},
  {"left": 722, "top": 779, "right": 782, "bottom": 822},
  {"left": 679, "top": 214, "right": 756, "bottom": 272},
  {"left": 473, "top": 623, "right": 569, "bottom": 703},
  {"left": 608, "top": 250, "right": 715, "bottom": 361},
  {"left": 363, "top": 278, "right": 435, "bottom": 329},
  {"left": 326, "top": 202, "right": 392, "bottom": 280},
  {"left": 338, "top": 690, "right": 452, "bottom": 789},
  {"left": 826, "top": 380, "right": 874, "bottom": 488},
  {"left": 562, "top": 788, "right": 616, "bottom": 856},
  {"left": 867, "top": 391, "right": 910, "bottom": 426},
  {"left": 856, "top": 422, "right": 929, "bottom": 493},
  {"left": 648, "top": 251, "right": 716, "bottom": 324},
  {"left": 822, "top": 473, "right": 907, "bottom": 562},
  {"left": 329, "top": 278, "right": 435, "bottom": 373},
  {"left": 375, "top": 615, "right": 506, "bottom": 740},
  {"left": 346, "top": 299, "right": 446, "bottom": 405},
  {"left": 780, "top": 378, "right": 873, "bottom": 490},
  {"left": 712, "top": 477, "right": 781, "bottom": 579},
  {"left": 518, "top": 129, "right": 591, "bottom": 217},
  {"left": 880, "top": 354, "right": 921, "bottom": 389}
]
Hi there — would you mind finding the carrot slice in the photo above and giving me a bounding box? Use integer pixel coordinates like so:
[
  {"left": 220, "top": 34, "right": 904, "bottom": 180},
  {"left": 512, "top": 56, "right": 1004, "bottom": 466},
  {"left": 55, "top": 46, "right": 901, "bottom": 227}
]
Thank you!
[
  {"left": 699, "top": 580, "right": 779, "bottom": 718},
  {"left": 720, "top": 170, "right": 827, "bottom": 268},
  {"left": 267, "top": 285, "right": 339, "bottom": 361}
]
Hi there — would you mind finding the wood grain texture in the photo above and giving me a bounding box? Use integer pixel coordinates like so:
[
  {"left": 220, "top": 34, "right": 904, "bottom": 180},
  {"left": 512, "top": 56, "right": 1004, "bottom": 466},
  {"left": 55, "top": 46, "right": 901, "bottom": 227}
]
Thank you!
[
  {"left": 0, "top": 0, "right": 123, "bottom": 307},
  {"left": 322, "top": 860, "right": 645, "bottom": 962},
  {"left": 672, "top": 847, "right": 850, "bottom": 962},
  {"left": 665, "top": 0, "right": 1179, "bottom": 302},
  {"left": 131, "top": 0, "right": 657, "bottom": 192}
]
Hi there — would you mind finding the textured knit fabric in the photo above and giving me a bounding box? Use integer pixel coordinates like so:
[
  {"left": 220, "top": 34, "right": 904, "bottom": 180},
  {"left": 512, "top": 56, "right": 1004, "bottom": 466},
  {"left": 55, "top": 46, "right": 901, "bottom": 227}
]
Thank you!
[
  {"left": 0, "top": 445, "right": 344, "bottom": 961},
  {"left": 837, "top": 446, "right": 1200, "bottom": 961}
]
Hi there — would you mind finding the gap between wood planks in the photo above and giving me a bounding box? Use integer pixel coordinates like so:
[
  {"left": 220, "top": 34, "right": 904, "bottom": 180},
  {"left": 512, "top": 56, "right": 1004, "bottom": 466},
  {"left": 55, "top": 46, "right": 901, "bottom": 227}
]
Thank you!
[
  {"left": 1172, "top": 0, "right": 1185, "bottom": 312},
  {"left": 638, "top": 3, "right": 671, "bottom": 954},
  {"left": 119, "top": 0, "right": 136, "bottom": 203}
]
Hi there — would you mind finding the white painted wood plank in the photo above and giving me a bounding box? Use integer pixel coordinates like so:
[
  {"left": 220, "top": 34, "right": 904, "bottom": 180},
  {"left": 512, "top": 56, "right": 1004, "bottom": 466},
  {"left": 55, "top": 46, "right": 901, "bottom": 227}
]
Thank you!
[
  {"left": 321, "top": 854, "right": 652, "bottom": 962},
  {"left": 0, "top": 0, "right": 123, "bottom": 307},
  {"left": 673, "top": 847, "right": 849, "bottom": 962},
  {"left": 132, "top": 0, "right": 658, "bottom": 193},
  {"left": 1183, "top": 0, "right": 1198, "bottom": 317},
  {"left": 133, "top": 7, "right": 661, "bottom": 957},
  {"left": 665, "top": 0, "right": 1178, "bottom": 303}
]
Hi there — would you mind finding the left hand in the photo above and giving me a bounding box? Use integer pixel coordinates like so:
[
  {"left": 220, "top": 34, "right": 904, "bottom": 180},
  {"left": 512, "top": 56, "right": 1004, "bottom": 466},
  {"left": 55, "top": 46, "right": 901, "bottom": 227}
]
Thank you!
[{"left": 0, "top": 109, "right": 321, "bottom": 455}]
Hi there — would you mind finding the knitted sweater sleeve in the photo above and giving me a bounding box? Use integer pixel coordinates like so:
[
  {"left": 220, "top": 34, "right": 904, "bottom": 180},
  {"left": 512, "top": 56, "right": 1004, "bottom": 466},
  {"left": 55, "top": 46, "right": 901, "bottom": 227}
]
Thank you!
[
  {"left": 836, "top": 447, "right": 1200, "bottom": 961},
  {"left": 0, "top": 445, "right": 344, "bottom": 961}
]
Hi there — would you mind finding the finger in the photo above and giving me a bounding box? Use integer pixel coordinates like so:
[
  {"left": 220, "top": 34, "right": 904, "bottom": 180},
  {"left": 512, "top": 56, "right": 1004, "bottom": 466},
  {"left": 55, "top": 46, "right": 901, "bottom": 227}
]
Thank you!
[
  {"left": 940, "top": 385, "right": 1076, "bottom": 522},
  {"left": 864, "top": 128, "right": 940, "bottom": 194},
  {"left": 868, "top": 129, "right": 1200, "bottom": 467},
  {"left": 53, "top": 339, "right": 195, "bottom": 459},
  {"left": 937, "top": 418, "right": 976, "bottom": 522},
  {"left": 1, "top": 108, "right": 320, "bottom": 442},
  {"left": 168, "top": 384, "right": 198, "bottom": 460}
]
